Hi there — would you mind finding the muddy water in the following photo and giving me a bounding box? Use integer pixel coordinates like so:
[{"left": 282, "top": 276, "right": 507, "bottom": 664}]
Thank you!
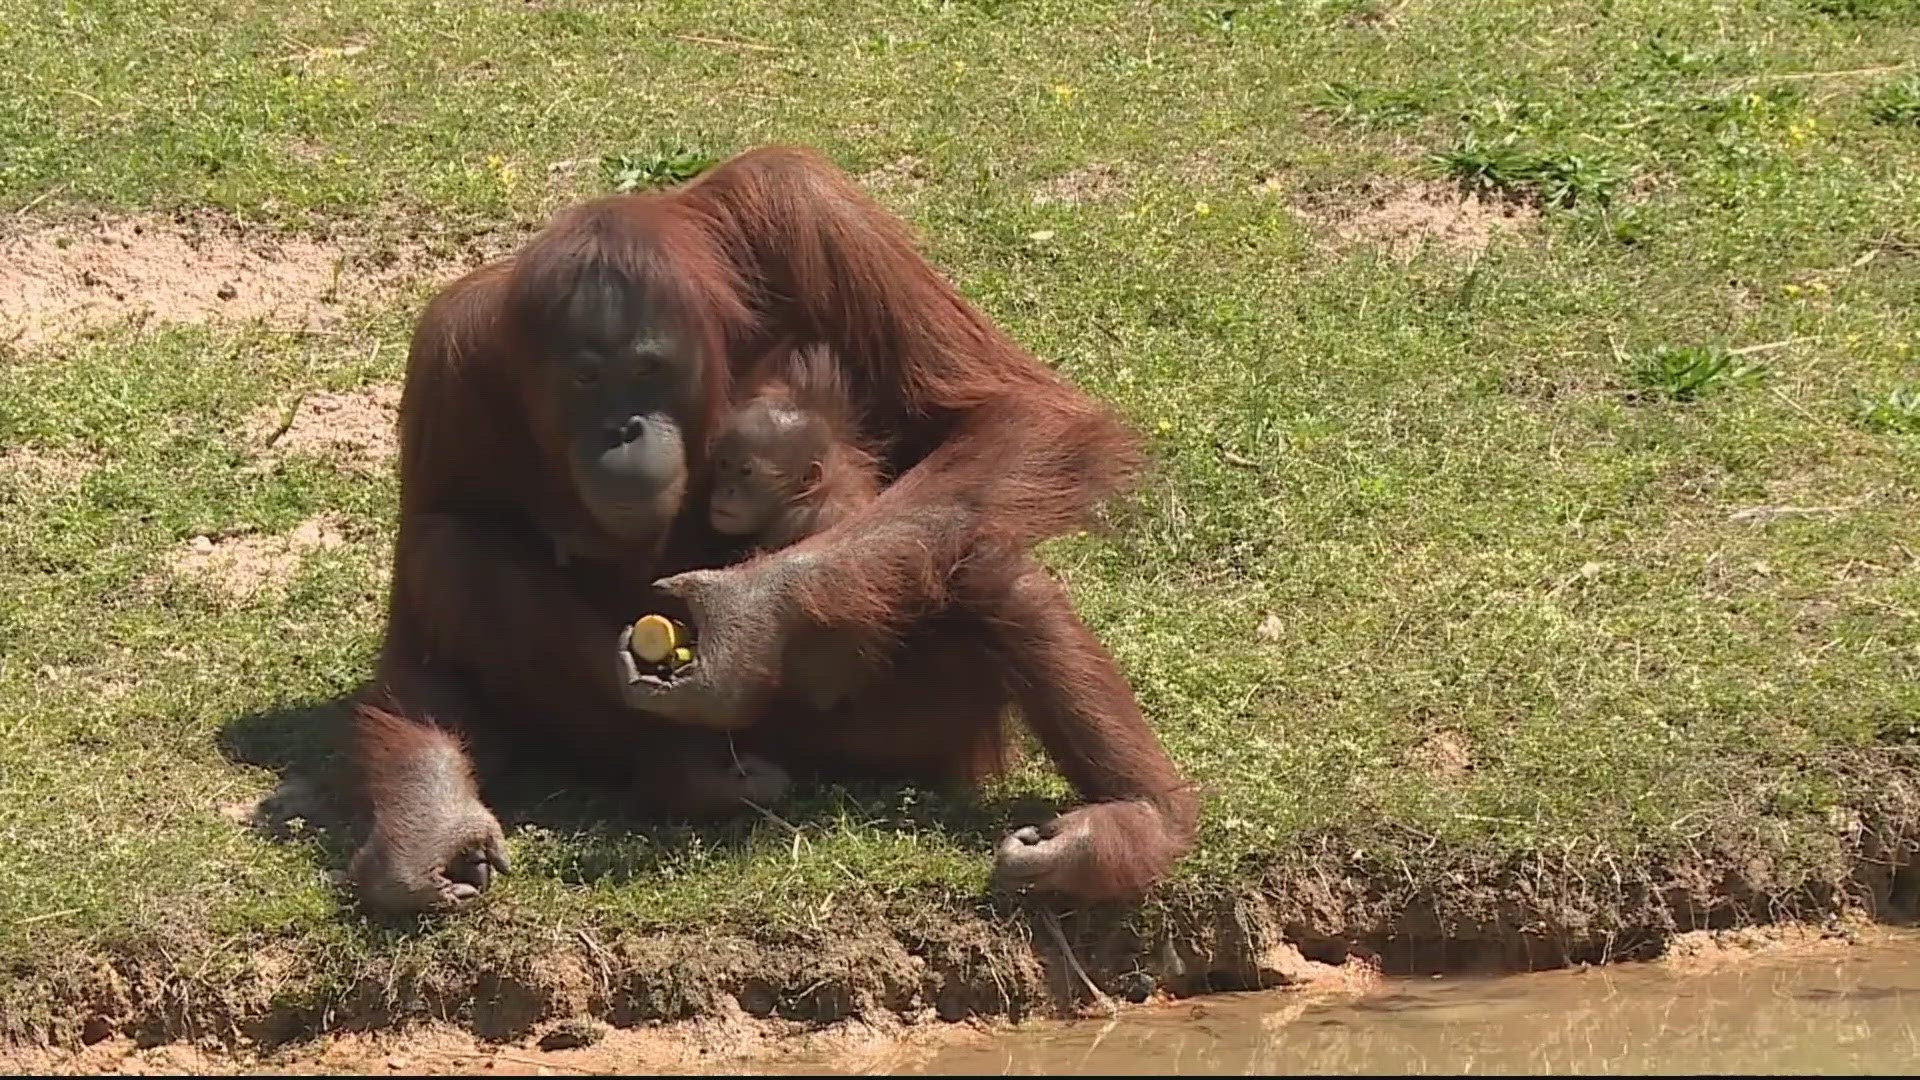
[{"left": 892, "top": 936, "right": 1920, "bottom": 1075}]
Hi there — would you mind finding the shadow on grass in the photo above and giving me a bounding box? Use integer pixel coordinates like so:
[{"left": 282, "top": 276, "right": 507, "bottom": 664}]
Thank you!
[{"left": 216, "top": 690, "right": 1059, "bottom": 892}]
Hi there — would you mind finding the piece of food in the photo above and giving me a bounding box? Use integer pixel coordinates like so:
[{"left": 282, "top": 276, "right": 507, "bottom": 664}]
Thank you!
[{"left": 628, "top": 614, "right": 685, "bottom": 665}]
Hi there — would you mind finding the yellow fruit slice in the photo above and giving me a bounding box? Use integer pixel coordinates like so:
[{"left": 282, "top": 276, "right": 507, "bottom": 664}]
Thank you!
[{"left": 629, "top": 614, "right": 682, "bottom": 665}]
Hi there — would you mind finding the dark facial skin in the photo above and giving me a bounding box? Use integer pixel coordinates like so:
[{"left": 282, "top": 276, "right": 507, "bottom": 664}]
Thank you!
[
  {"left": 706, "top": 451, "right": 787, "bottom": 537},
  {"left": 537, "top": 268, "right": 705, "bottom": 539},
  {"left": 707, "top": 400, "right": 828, "bottom": 539}
]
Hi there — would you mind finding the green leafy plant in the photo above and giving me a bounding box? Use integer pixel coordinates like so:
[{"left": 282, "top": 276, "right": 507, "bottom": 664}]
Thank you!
[
  {"left": 1433, "top": 134, "right": 1624, "bottom": 208},
  {"left": 1855, "top": 386, "right": 1920, "bottom": 433},
  {"left": 600, "top": 147, "right": 719, "bottom": 193},
  {"left": 1686, "top": 85, "right": 1805, "bottom": 136},
  {"left": 1631, "top": 345, "right": 1763, "bottom": 401},
  {"left": 1868, "top": 77, "right": 1920, "bottom": 126}
]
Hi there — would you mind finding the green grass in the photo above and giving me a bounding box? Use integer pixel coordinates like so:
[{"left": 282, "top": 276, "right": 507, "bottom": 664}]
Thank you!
[{"left": 4, "top": 0, "right": 1920, "bottom": 1044}]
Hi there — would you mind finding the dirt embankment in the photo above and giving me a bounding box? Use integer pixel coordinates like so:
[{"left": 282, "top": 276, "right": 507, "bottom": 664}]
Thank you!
[
  {"left": 18, "top": 922, "right": 1880, "bottom": 1076},
  {"left": 7, "top": 770, "right": 1918, "bottom": 1074}
]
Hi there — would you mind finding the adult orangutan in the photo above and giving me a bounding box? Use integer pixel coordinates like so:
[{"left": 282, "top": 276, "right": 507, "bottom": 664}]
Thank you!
[{"left": 346, "top": 146, "right": 1197, "bottom": 916}]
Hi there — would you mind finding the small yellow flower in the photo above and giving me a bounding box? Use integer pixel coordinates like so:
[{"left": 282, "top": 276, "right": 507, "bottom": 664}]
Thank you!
[
  {"left": 1810, "top": 281, "right": 1830, "bottom": 295},
  {"left": 1052, "top": 83, "right": 1078, "bottom": 105},
  {"left": 953, "top": 60, "right": 966, "bottom": 74},
  {"left": 1156, "top": 419, "right": 1173, "bottom": 434},
  {"left": 485, "top": 154, "right": 519, "bottom": 194},
  {"left": 1783, "top": 283, "right": 1802, "bottom": 297},
  {"left": 1194, "top": 201, "right": 1212, "bottom": 217},
  {"left": 1846, "top": 333, "right": 1862, "bottom": 346}
]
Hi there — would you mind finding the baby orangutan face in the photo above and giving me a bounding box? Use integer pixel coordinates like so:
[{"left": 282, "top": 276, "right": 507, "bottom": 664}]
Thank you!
[{"left": 706, "top": 398, "right": 827, "bottom": 539}]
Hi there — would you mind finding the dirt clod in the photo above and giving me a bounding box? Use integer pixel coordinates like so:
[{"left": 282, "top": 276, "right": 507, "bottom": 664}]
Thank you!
[{"left": 535, "top": 1019, "right": 604, "bottom": 1051}]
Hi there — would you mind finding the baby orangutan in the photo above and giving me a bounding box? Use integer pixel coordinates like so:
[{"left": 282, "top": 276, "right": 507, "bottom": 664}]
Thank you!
[
  {"left": 708, "top": 343, "right": 881, "bottom": 552},
  {"left": 707, "top": 343, "right": 885, "bottom": 709}
]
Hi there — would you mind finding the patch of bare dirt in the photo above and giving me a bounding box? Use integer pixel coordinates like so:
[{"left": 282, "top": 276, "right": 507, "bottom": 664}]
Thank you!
[
  {"left": 29, "top": 662, "right": 135, "bottom": 705},
  {"left": 281, "top": 139, "right": 330, "bottom": 166},
  {"left": 1750, "top": 457, "right": 1887, "bottom": 514},
  {"left": 1248, "top": 172, "right": 1290, "bottom": 199},
  {"left": 0, "top": 214, "right": 473, "bottom": 347},
  {"left": 1031, "top": 164, "right": 1126, "bottom": 206},
  {"left": 1297, "top": 179, "right": 1538, "bottom": 260},
  {"left": 1176, "top": 147, "right": 1230, "bottom": 189},
  {"left": 245, "top": 384, "right": 401, "bottom": 473},
  {"left": 857, "top": 155, "right": 930, "bottom": 199},
  {"left": 1411, "top": 730, "right": 1474, "bottom": 780},
  {"left": 1, "top": 446, "right": 100, "bottom": 491},
  {"left": 167, "top": 514, "right": 350, "bottom": 600},
  {"left": 1340, "top": 0, "right": 1406, "bottom": 28}
]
